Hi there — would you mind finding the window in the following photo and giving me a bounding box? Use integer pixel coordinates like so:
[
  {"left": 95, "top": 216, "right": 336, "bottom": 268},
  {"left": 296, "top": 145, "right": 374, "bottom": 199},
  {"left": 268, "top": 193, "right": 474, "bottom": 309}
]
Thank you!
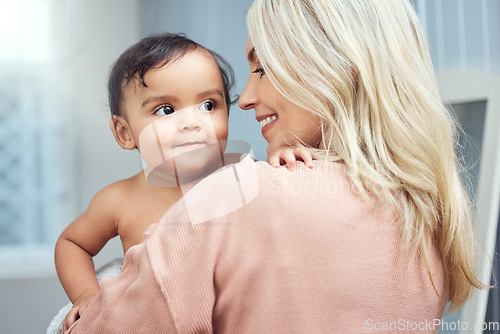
[
  {"left": 438, "top": 71, "right": 500, "bottom": 331},
  {"left": 0, "top": 0, "right": 68, "bottom": 277}
]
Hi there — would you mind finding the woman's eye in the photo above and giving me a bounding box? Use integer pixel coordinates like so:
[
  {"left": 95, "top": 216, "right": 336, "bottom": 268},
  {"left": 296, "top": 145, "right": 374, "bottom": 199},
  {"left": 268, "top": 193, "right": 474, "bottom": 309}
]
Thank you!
[
  {"left": 252, "top": 67, "right": 265, "bottom": 77},
  {"left": 199, "top": 101, "right": 215, "bottom": 112},
  {"left": 155, "top": 105, "right": 174, "bottom": 116}
]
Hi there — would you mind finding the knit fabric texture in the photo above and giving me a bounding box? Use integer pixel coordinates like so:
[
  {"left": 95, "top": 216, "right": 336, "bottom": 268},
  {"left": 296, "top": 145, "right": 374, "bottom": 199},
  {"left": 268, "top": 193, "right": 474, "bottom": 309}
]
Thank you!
[{"left": 68, "top": 160, "right": 446, "bottom": 334}]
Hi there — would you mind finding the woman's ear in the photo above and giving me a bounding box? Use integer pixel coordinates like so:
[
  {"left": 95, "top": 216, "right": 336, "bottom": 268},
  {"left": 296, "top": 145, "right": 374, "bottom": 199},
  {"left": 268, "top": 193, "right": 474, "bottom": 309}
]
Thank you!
[{"left": 110, "top": 115, "right": 136, "bottom": 150}]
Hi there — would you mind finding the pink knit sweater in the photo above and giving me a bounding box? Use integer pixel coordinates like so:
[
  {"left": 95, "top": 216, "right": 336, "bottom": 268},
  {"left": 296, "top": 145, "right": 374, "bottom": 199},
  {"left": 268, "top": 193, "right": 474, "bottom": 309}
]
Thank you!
[{"left": 68, "top": 160, "right": 446, "bottom": 333}]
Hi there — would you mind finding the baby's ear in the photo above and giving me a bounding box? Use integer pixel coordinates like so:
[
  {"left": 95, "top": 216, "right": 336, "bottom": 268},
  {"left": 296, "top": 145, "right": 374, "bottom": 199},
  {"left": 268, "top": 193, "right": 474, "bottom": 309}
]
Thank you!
[{"left": 110, "top": 115, "right": 136, "bottom": 150}]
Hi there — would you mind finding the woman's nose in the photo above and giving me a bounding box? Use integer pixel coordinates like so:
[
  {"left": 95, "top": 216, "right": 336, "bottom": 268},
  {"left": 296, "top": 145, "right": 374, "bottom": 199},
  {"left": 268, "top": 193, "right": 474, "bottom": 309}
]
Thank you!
[{"left": 238, "top": 77, "right": 257, "bottom": 111}]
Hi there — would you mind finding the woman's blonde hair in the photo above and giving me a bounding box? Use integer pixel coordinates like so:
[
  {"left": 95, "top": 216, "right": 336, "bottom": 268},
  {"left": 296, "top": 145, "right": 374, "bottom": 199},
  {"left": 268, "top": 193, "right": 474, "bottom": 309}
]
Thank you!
[{"left": 246, "top": 0, "right": 485, "bottom": 310}]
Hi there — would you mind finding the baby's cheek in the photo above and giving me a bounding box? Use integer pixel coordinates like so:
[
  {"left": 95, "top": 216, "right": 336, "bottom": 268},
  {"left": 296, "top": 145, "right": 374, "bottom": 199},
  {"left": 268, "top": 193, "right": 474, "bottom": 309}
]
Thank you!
[
  {"left": 216, "top": 127, "right": 229, "bottom": 142},
  {"left": 138, "top": 123, "right": 168, "bottom": 168},
  {"left": 211, "top": 115, "right": 229, "bottom": 143}
]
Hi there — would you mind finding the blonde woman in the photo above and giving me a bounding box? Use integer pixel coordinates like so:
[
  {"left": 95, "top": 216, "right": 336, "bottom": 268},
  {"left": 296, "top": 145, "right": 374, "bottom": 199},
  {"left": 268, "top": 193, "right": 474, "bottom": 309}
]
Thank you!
[
  {"left": 242, "top": 0, "right": 485, "bottom": 312},
  {"left": 67, "top": 1, "right": 484, "bottom": 333}
]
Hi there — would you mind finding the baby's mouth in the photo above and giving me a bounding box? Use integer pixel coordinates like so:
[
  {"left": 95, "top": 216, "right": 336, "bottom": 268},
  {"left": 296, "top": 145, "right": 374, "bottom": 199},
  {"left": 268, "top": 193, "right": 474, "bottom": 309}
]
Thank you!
[{"left": 174, "top": 142, "right": 206, "bottom": 148}]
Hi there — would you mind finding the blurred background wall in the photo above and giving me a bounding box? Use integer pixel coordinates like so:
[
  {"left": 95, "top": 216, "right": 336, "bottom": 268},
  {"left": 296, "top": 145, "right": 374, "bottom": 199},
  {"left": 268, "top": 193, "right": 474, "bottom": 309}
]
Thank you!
[{"left": 0, "top": 0, "right": 498, "bottom": 333}]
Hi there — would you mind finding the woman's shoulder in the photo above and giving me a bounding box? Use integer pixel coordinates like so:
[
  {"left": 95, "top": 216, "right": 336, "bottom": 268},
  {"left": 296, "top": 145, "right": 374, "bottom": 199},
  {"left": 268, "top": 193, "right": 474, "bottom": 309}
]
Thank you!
[
  {"left": 253, "top": 159, "right": 346, "bottom": 174},
  {"left": 253, "top": 160, "right": 351, "bottom": 189}
]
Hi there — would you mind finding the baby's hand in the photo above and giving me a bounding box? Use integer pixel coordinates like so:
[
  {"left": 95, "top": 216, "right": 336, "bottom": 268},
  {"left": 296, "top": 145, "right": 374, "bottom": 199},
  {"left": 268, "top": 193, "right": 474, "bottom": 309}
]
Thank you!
[
  {"left": 63, "top": 288, "right": 100, "bottom": 331},
  {"left": 266, "top": 146, "right": 314, "bottom": 171}
]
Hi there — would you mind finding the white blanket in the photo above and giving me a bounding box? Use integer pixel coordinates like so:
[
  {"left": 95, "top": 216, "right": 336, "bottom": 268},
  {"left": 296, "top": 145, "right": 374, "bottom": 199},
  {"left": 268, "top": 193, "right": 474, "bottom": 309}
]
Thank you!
[{"left": 46, "top": 258, "right": 123, "bottom": 334}]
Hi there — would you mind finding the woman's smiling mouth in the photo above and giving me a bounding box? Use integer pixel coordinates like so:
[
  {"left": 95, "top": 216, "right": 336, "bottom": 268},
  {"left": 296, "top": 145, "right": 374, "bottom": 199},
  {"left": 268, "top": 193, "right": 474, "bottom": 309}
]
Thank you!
[{"left": 258, "top": 114, "right": 278, "bottom": 133}]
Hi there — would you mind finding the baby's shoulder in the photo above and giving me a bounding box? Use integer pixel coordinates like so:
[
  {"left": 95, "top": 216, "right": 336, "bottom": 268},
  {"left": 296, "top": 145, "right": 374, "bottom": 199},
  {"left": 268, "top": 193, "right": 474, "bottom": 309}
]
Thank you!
[{"left": 91, "top": 174, "right": 142, "bottom": 208}]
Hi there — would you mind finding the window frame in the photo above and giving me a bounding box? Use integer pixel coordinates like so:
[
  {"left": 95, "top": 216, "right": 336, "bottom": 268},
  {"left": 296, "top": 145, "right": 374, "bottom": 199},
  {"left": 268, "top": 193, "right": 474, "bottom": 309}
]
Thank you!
[{"left": 437, "top": 70, "right": 500, "bottom": 333}]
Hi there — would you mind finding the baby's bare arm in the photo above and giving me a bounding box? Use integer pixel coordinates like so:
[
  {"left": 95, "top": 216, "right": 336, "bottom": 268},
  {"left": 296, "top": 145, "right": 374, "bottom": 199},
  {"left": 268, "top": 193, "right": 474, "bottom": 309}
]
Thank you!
[{"left": 55, "top": 185, "right": 121, "bottom": 329}]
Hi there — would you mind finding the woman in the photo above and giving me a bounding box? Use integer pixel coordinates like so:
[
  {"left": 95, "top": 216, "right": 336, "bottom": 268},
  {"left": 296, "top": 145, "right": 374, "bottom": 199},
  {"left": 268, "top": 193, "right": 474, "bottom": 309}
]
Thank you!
[
  {"left": 67, "top": 0, "right": 484, "bottom": 333},
  {"left": 240, "top": 0, "right": 484, "bottom": 313}
]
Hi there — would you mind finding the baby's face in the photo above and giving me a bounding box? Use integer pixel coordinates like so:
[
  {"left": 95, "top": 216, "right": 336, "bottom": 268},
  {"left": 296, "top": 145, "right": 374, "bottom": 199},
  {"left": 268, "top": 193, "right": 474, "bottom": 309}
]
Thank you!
[{"left": 122, "top": 50, "right": 229, "bottom": 184}]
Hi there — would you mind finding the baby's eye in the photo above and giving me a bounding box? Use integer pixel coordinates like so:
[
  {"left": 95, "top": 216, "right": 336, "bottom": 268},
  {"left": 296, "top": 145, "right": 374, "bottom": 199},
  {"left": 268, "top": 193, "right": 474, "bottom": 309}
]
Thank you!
[
  {"left": 199, "top": 100, "right": 216, "bottom": 112},
  {"left": 154, "top": 105, "right": 174, "bottom": 116}
]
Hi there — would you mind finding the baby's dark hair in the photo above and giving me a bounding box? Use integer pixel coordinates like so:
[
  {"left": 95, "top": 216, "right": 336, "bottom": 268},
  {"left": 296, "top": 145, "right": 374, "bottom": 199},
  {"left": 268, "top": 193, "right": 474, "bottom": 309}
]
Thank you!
[{"left": 108, "top": 33, "right": 236, "bottom": 116}]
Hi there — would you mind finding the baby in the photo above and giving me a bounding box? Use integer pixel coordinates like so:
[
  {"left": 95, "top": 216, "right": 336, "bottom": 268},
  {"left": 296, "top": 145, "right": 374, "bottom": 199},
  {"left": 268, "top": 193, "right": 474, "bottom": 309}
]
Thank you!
[{"left": 55, "top": 33, "right": 311, "bottom": 331}]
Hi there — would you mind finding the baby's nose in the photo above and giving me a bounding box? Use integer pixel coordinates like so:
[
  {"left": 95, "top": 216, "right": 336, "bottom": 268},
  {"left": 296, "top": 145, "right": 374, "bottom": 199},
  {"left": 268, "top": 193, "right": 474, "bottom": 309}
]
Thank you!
[
  {"left": 178, "top": 110, "right": 202, "bottom": 131},
  {"left": 181, "top": 121, "right": 201, "bottom": 131}
]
